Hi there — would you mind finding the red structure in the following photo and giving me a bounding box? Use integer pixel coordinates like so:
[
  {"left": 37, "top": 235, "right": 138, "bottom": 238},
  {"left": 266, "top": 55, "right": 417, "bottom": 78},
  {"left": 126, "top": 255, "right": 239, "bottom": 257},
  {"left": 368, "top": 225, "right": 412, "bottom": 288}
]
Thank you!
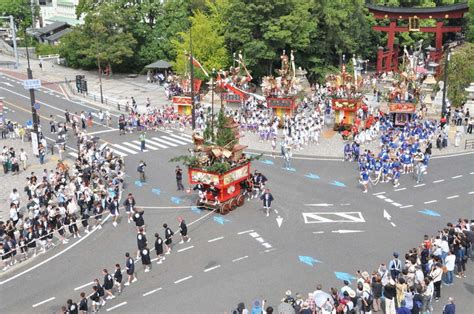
[{"left": 367, "top": 3, "right": 468, "bottom": 73}]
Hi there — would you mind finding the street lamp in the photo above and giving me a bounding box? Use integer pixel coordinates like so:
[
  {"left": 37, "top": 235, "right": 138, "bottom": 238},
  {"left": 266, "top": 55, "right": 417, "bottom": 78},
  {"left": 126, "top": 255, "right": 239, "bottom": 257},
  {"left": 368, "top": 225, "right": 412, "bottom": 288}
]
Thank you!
[{"left": 24, "top": 35, "right": 40, "bottom": 155}]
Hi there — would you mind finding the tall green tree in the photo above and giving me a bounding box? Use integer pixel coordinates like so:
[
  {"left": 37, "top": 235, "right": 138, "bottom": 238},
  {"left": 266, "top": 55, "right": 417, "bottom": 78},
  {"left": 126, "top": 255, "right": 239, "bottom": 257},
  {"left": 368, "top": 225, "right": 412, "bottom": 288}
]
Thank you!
[
  {"left": 0, "top": 0, "right": 38, "bottom": 31},
  {"left": 444, "top": 43, "right": 474, "bottom": 107}
]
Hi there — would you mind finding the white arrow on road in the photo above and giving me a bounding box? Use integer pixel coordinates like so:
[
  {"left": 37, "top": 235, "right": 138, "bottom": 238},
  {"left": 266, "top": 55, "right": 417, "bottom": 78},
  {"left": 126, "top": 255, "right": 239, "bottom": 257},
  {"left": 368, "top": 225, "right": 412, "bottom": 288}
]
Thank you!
[
  {"left": 1, "top": 82, "right": 13, "bottom": 87},
  {"left": 304, "top": 203, "right": 334, "bottom": 207},
  {"left": 383, "top": 209, "right": 391, "bottom": 221},
  {"left": 276, "top": 216, "right": 283, "bottom": 228},
  {"left": 331, "top": 230, "right": 365, "bottom": 234}
]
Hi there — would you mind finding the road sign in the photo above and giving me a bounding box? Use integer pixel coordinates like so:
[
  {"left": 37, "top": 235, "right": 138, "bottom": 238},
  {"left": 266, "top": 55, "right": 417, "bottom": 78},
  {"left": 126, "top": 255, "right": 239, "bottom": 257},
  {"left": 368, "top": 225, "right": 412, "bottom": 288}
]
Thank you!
[
  {"left": 34, "top": 102, "right": 40, "bottom": 110},
  {"left": 26, "top": 120, "right": 33, "bottom": 127},
  {"left": 23, "top": 79, "right": 41, "bottom": 90},
  {"left": 31, "top": 131, "right": 39, "bottom": 156},
  {"left": 302, "top": 212, "right": 365, "bottom": 224}
]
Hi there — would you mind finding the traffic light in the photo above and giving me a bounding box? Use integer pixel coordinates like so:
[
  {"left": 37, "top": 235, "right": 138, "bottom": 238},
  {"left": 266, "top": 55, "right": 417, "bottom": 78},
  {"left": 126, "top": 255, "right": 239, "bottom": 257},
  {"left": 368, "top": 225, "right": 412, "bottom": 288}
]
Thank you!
[
  {"left": 81, "top": 79, "right": 88, "bottom": 93},
  {"left": 75, "top": 75, "right": 85, "bottom": 93}
]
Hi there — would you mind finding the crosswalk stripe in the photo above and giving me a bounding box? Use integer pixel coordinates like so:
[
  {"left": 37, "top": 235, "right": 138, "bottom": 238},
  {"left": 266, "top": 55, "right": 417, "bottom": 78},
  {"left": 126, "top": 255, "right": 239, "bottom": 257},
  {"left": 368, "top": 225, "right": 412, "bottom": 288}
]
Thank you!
[
  {"left": 68, "top": 152, "right": 78, "bottom": 158},
  {"left": 147, "top": 138, "right": 170, "bottom": 148},
  {"left": 152, "top": 137, "right": 176, "bottom": 147},
  {"left": 161, "top": 135, "right": 188, "bottom": 145},
  {"left": 110, "top": 149, "right": 127, "bottom": 157},
  {"left": 122, "top": 142, "right": 145, "bottom": 151},
  {"left": 112, "top": 143, "right": 138, "bottom": 154},
  {"left": 169, "top": 133, "right": 193, "bottom": 143},
  {"left": 180, "top": 133, "right": 192, "bottom": 139},
  {"left": 132, "top": 140, "right": 159, "bottom": 150}
]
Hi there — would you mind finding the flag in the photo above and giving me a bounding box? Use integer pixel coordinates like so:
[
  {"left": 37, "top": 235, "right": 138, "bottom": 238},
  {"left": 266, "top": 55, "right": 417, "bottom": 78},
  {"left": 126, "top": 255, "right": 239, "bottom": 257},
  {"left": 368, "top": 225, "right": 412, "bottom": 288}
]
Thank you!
[{"left": 191, "top": 57, "right": 209, "bottom": 77}]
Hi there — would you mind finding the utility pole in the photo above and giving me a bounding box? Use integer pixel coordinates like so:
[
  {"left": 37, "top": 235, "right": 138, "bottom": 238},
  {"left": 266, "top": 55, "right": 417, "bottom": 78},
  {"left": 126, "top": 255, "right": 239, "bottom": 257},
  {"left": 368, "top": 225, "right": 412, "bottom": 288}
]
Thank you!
[
  {"left": 441, "top": 47, "right": 450, "bottom": 119},
  {"left": 97, "top": 54, "right": 104, "bottom": 104},
  {"left": 190, "top": 28, "right": 196, "bottom": 130},
  {"left": 25, "top": 43, "right": 40, "bottom": 156}
]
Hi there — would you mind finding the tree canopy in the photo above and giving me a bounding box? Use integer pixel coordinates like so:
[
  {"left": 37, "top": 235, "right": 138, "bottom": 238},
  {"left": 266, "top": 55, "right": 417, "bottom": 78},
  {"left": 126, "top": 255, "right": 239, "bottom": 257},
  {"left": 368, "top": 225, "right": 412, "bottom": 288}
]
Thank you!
[{"left": 444, "top": 43, "right": 474, "bottom": 107}]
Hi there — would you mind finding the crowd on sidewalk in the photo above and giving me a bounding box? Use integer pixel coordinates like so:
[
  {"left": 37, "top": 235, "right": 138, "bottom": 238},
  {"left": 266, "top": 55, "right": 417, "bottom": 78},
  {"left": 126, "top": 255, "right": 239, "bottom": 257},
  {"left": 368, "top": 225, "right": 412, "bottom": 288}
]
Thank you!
[
  {"left": 234, "top": 219, "right": 472, "bottom": 314},
  {"left": 0, "top": 133, "right": 125, "bottom": 271}
]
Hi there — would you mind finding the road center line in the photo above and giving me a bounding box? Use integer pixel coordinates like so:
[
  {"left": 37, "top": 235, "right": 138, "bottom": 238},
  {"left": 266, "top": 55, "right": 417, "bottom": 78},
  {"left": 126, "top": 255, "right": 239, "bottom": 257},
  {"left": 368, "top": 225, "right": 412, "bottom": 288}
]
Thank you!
[
  {"left": 174, "top": 275, "right": 193, "bottom": 284},
  {"left": 373, "top": 192, "right": 386, "bottom": 196},
  {"left": 451, "top": 175, "right": 463, "bottom": 179},
  {"left": 237, "top": 229, "right": 254, "bottom": 235},
  {"left": 232, "top": 256, "right": 249, "bottom": 262},
  {"left": 424, "top": 200, "right": 438, "bottom": 204},
  {"left": 446, "top": 195, "right": 459, "bottom": 199},
  {"left": 400, "top": 205, "right": 413, "bottom": 208},
  {"left": 74, "top": 281, "right": 94, "bottom": 291},
  {"left": 106, "top": 301, "right": 127, "bottom": 312},
  {"left": 394, "top": 187, "right": 406, "bottom": 191},
  {"left": 177, "top": 246, "right": 194, "bottom": 253},
  {"left": 249, "top": 232, "right": 260, "bottom": 238},
  {"left": 414, "top": 183, "right": 426, "bottom": 187},
  {"left": 433, "top": 179, "right": 445, "bottom": 183},
  {"left": 384, "top": 199, "right": 394, "bottom": 203},
  {"left": 377, "top": 195, "right": 386, "bottom": 199},
  {"left": 390, "top": 222, "right": 397, "bottom": 227},
  {"left": 469, "top": 191, "right": 474, "bottom": 195},
  {"left": 204, "top": 265, "right": 221, "bottom": 272},
  {"left": 32, "top": 297, "right": 55, "bottom": 308},
  {"left": 142, "top": 287, "right": 162, "bottom": 297},
  {"left": 392, "top": 203, "right": 402, "bottom": 207},
  {"left": 208, "top": 236, "right": 224, "bottom": 243}
]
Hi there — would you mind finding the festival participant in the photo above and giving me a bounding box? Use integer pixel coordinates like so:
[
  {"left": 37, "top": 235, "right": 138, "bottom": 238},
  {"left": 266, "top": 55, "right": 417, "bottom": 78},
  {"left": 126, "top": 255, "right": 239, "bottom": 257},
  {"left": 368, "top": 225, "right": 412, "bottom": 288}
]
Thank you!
[
  {"left": 124, "top": 252, "right": 137, "bottom": 286},
  {"left": 260, "top": 189, "right": 274, "bottom": 217},
  {"left": 154, "top": 233, "right": 165, "bottom": 264},
  {"left": 178, "top": 217, "right": 190, "bottom": 243}
]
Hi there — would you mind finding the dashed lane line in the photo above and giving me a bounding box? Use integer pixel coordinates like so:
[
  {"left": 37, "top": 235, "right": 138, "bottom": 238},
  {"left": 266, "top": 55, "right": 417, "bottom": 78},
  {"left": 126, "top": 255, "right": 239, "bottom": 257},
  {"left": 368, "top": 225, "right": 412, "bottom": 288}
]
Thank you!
[
  {"left": 376, "top": 195, "right": 386, "bottom": 199},
  {"left": 237, "top": 229, "right": 254, "bottom": 235},
  {"left": 174, "top": 275, "right": 193, "bottom": 284},
  {"left": 446, "top": 195, "right": 459, "bottom": 199},
  {"left": 255, "top": 237, "right": 265, "bottom": 243},
  {"left": 177, "top": 246, "right": 194, "bottom": 253},
  {"left": 232, "top": 256, "right": 249, "bottom": 263},
  {"left": 424, "top": 200, "right": 438, "bottom": 204},
  {"left": 469, "top": 191, "right": 474, "bottom": 195},
  {"left": 373, "top": 192, "right": 386, "bottom": 196},
  {"left": 106, "top": 301, "right": 127, "bottom": 312},
  {"left": 451, "top": 175, "right": 463, "bottom": 179},
  {"left": 400, "top": 205, "right": 414, "bottom": 209},
  {"left": 208, "top": 236, "right": 224, "bottom": 243},
  {"left": 394, "top": 188, "right": 406, "bottom": 192},
  {"left": 391, "top": 222, "right": 397, "bottom": 227},
  {"left": 384, "top": 199, "right": 394, "bottom": 203},
  {"left": 32, "top": 297, "right": 56, "bottom": 308},
  {"left": 142, "top": 287, "right": 162, "bottom": 297},
  {"left": 74, "top": 281, "right": 94, "bottom": 291},
  {"left": 392, "top": 203, "right": 402, "bottom": 207},
  {"left": 433, "top": 179, "right": 445, "bottom": 184},
  {"left": 204, "top": 265, "right": 221, "bottom": 272},
  {"left": 414, "top": 184, "right": 426, "bottom": 188}
]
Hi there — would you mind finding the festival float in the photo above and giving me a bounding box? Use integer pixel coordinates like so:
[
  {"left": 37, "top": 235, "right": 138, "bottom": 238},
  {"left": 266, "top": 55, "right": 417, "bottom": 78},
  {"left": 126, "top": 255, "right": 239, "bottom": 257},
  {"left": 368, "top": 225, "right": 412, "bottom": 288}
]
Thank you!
[
  {"left": 170, "top": 111, "right": 257, "bottom": 215},
  {"left": 261, "top": 50, "right": 301, "bottom": 119}
]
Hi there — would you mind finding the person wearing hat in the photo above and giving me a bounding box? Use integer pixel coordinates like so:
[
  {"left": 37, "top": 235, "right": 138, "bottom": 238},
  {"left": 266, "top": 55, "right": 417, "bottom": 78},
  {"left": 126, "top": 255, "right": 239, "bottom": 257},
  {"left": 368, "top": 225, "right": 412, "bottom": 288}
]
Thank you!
[
  {"left": 260, "top": 188, "right": 274, "bottom": 217},
  {"left": 389, "top": 252, "right": 402, "bottom": 280}
]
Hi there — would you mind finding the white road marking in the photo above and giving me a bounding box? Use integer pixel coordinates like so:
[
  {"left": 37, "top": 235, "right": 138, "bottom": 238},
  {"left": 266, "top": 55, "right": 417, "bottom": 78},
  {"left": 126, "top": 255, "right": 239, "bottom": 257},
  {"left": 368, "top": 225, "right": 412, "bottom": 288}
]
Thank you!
[
  {"left": 262, "top": 243, "right": 272, "bottom": 248},
  {"left": 74, "top": 281, "right": 94, "bottom": 291},
  {"left": 414, "top": 184, "right": 426, "bottom": 187},
  {"left": 180, "top": 133, "right": 192, "bottom": 139},
  {"left": 451, "top": 175, "right": 463, "bottom": 179},
  {"left": 174, "top": 275, "right": 193, "bottom": 284},
  {"left": 237, "top": 230, "right": 254, "bottom": 235},
  {"left": 431, "top": 151, "right": 474, "bottom": 159},
  {"left": 204, "top": 265, "right": 221, "bottom": 272},
  {"left": 373, "top": 192, "right": 386, "bottom": 196},
  {"left": 111, "top": 143, "right": 138, "bottom": 154},
  {"left": 146, "top": 138, "right": 169, "bottom": 148},
  {"left": 249, "top": 232, "right": 260, "bottom": 238},
  {"left": 391, "top": 222, "right": 397, "bottom": 227},
  {"left": 151, "top": 137, "right": 176, "bottom": 147},
  {"left": 106, "top": 301, "right": 127, "bottom": 311},
  {"left": 400, "top": 205, "right": 414, "bottom": 208},
  {"left": 177, "top": 245, "right": 194, "bottom": 253},
  {"left": 433, "top": 179, "right": 445, "bottom": 183},
  {"left": 394, "top": 188, "right": 406, "bottom": 192},
  {"left": 392, "top": 203, "right": 402, "bottom": 207},
  {"left": 121, "top": 141, "right": 144, "bottom": 151},
  {"left": 188, "top": 208, "right": 218, "bottom": 227},
  {"left": 0, "top": 214, "right": 111, "bottom": 285},
  {"left": 86, "top": 129, "right": 118, "bottom": 135},
  {"left": 384, "top": 198, "right": 394, "bottom": 203},
  {"left": 303, "top": 212, "right": 365, "bottom": 223},
  {"left": 161, "top": 135, "right": 188, "bottom": 145},
  {"left": 312, "top": 231, "right": 325, "bottom": 234},
  {"left": 32, "top": 297, "right": 55, "bottom": 308},
  {"left": 469, "top": 191, "right": 474, "bottom": 195},
  {"left": 69, "top": 152, "right": 79, "bottom": 158},
  {"left": 151, "top": 257, "right": 158, "bottom": 262},
  {"left": 132, "top": 140, "right": 159, "bottom": 150},
  {"left": 142, "top": 287, "right": 162, "bottom": 296},
  {"left": 255, "top": 237, "right": 265, "bottom": 243},
  {"left": 232, "top": 256, "right": 248, "bottom": 262},
  {"left": 169, "top": 133, "right": 193, "bottom": 143},
  {"left": 208, "top": 236, "right": 224, "bottom": 243},
  {"left": 424, "top": 200, "right": 438, "bottom": 204},
  {"left": 470, "top": 172, "right": 474, "bottom": 174},
  {"left": 109, "top": 149, "right": 127, "bottom": 157},
  {"left": 446, "top": 195, "right": 459, "bottom": 199},
  {"left": 377, "top": 195, "right": 387, "bottom": 199}
]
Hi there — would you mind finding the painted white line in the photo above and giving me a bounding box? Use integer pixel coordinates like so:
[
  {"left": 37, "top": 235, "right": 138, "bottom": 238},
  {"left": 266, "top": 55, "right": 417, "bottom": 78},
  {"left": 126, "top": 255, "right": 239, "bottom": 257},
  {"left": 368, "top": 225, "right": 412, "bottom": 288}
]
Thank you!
[
  {"left": 414, "top": 184, "right": 426, "bottom": 187},
  {"left": 146, "top": 138, "right": 170, "bottom": 148},
  {"left": 139, "top": 205, "right": 195, "bottom": 209},
  {"left": 400, "top": 205, "right": 414, "bottom": 208},
  {"left": 169, "top": 133, "right": 194, "bottom": 143},
  {"left": 446, "top": 195, "right": 459, "bottom": 199},
  {"left": 32, "top": 297, "right": 55, "bottom": 308},
  {"left": 377, "top": 195, "right": 387, "bottom": 199},
  {"left": 161, "top": 135, "right": 188, "bottom": 145},
  {"left": 87, "top": 129, "right": 118, "bottom": 135},
  {"left": 274, "top": 209, "right": 279, "bottom": 214},
  {"left": 469, "top": 191, "right": 474, "bottom": 195},
  {"left": 262, "top": 243, "right": 272, "bottom": 249},
  {"left": 433, "top": 179, "right": 445, "bottom": 183},
  {"left": 132, "top": 140, "right": 159, "bottom": 150},
  {"left": 74, "top": 281, "right": 94, "bottom": 291},
  {"left": 249, "top": 232, "right": 260, "bottom": 238},
  {"left": 255, "top": 237, "right": 265, "bottom": 243},
  {"left": 151, "top": 137, "right": 175, "bottom": 147},
  {"left": 180, "top": 132, "right": 193, "bottom": 139},
  {"left": 121, "top": 142, "right": 144, "bottom": 151},
  {"left": 69, "top": 152, "right": 79, "bottom": 158},
  {"left": 106, "top": 301, "right": 127, "bottom": 312},
  {"left": 431, "top": 151, "right": 474, "bottom": 159},
  {"left": 263, "top": 248, "right": 277, "bottom": 253},
  {"left": 384, "top": 198, "right": 394, "bottom": 203},
  {"left": 188, "top": 208, "right": 218, "bottom": 227},
  {"left": 237, "top": 230, "right": 254, "bottom": 235},
  {"left": 208, "top": 236, "right": 224, "bottom": 243},
  {"left": 373, "top": 192, "right": 386, "bottom": 196},
  {"left": 394, "top": 188, "right": 406, "bottom": 192},
  {"left": 392, "top": 203, "right": 402, "bottom": 207},
  {"left": 142, "top": 287, "right": 162, "bottom": 297},
  {"left": 109, "top": 149, "right": 127, "bottom": 157},
  {"left": 204, "top": 265, "right": 221, "bottom": 272},
  {"left": 174, "top": 275, "right": 193, "bottom": 284},
  {"left": 312, "top": 231, "right": 325, "bottom": 234},
  {"left": 470, "top": 172, "right": 474, "bottom": 175},
  {"left": 232, "top": 255, "right": 249, "bottom": 262},
  {"left": 0, "top": 214, "right": 111, "bottom": 285},
  {"left": 111, "top": 143, "right": 138, "bottom": 154},
  {"left": 390, "top": 222, "right": 397, "bottom": 227},
  {"left": 424, "top": 200, "right": 438, "bottom": 204},
  {"left": 451, "top": 175, "right": 463, "bottom": 179},
  {"left": 177, "top": 245, "right": 194, "bottom": 253}
]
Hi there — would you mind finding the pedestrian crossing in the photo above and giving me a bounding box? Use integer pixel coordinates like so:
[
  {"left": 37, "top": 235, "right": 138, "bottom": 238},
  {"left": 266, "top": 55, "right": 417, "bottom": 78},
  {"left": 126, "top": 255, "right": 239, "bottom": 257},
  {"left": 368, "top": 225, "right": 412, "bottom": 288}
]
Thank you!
[{"left": 67, "top": 132, "right": 193, "bottom": 158}]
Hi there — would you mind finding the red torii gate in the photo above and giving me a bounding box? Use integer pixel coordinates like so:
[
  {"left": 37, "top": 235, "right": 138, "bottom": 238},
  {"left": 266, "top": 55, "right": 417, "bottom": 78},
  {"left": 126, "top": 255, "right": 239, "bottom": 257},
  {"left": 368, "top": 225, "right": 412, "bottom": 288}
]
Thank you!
[{"left": 367, "top": 3, "right": 468, "bottom": 73}]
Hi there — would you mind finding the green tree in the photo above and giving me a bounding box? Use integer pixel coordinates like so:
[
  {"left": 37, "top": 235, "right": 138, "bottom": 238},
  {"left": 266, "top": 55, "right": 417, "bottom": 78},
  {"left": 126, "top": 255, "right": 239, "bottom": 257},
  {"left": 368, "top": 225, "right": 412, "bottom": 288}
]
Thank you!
[
  {"left": 0, "top": 0, "right": 38, "bottom": 31},
  {"left": 466, "top": 0, "right": 474, "bottom": 42},
  {"left": 172, "top": 10, "right": 228, "bottom": 78},
  {"left": 444, "top": 43, "right": 474, "bottom": 107}
]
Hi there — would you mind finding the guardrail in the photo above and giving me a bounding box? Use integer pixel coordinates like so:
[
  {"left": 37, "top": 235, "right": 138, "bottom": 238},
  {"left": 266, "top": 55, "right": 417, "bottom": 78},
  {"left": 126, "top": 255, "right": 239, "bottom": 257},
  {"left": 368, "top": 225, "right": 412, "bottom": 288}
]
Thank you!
[
  {"left": 65, "top": 80, "right": 127, "bottom": 112},
  {"left": 465, "top": 138, "right": 474, "bottom": 150}
]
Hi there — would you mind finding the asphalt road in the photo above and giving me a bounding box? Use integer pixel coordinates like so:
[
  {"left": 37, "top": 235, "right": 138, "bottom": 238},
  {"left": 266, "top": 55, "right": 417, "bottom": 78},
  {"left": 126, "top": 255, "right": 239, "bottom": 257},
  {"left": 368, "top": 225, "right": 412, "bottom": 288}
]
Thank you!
[{"left": 0, "top": 74, "right": 473, "bottom": 313}]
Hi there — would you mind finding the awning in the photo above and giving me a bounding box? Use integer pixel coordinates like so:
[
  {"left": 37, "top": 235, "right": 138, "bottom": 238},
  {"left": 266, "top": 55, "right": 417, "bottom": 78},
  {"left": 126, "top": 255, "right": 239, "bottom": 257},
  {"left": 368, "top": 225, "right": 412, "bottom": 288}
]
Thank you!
[{"left": 145, "top": 60, "right": 172, "bottom": 69}]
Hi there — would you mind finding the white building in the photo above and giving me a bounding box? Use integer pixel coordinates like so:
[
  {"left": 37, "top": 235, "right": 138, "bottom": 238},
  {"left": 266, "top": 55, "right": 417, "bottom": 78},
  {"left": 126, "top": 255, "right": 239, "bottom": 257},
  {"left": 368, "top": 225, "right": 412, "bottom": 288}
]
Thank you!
[{"left": 38, "top": 0, "right": 83, "bottom": 27}]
